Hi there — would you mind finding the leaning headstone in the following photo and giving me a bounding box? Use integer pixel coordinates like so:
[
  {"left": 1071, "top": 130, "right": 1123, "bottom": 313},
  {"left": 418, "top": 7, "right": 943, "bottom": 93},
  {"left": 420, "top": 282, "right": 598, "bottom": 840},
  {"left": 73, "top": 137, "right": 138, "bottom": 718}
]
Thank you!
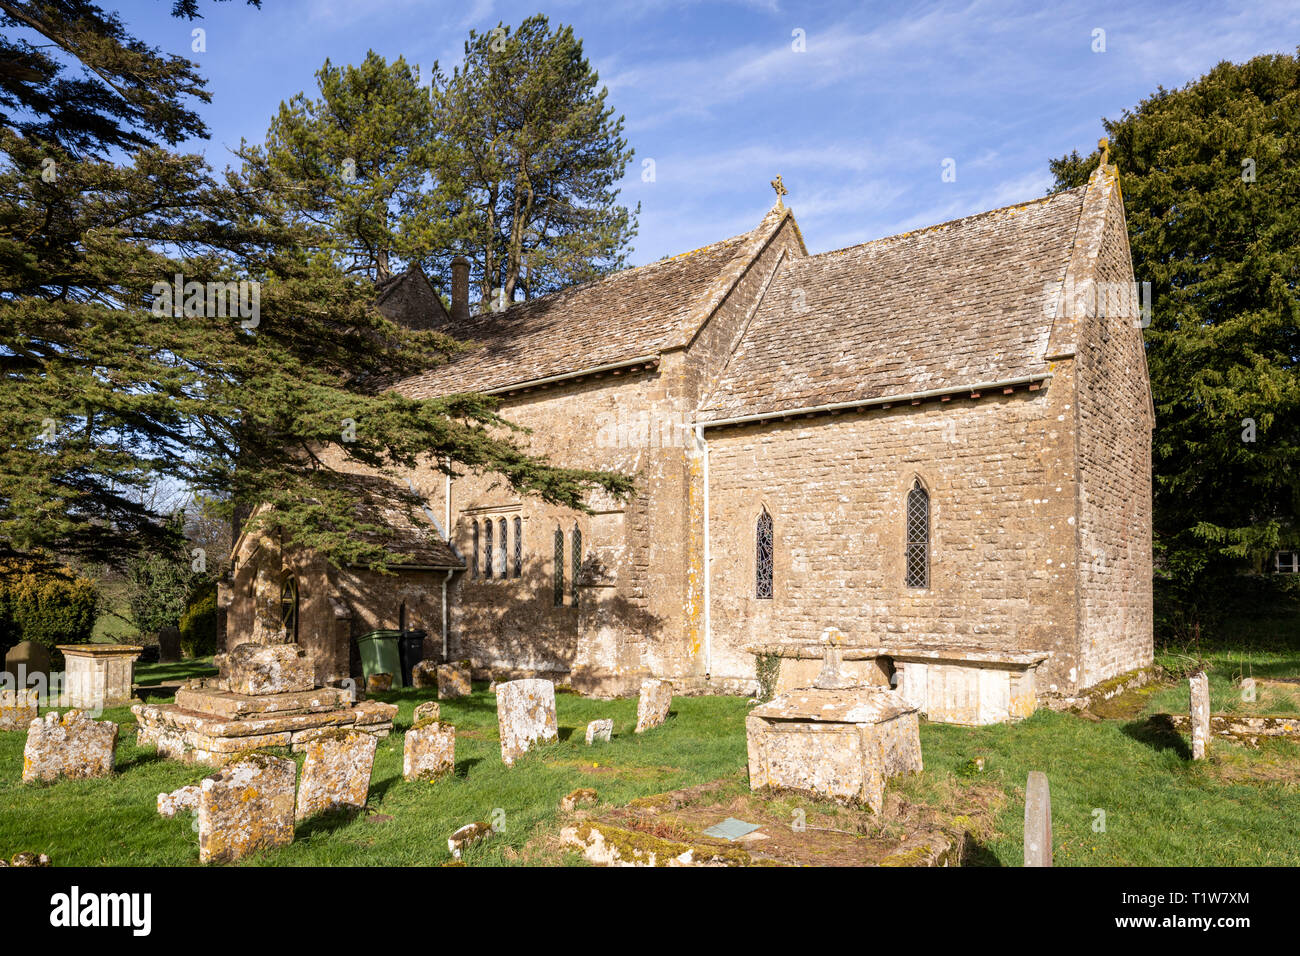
[
  {"left": 22, "top": 710, "right": 118, "bottom": 783},
  {"left": 448, "top": 821, "right": 491, "bottom": 860},
  {"left": 634, "top": 679, "right": 673, "bottom": 733},
  {"left": 496, "top": 678, "right": 558, "bottom": 766},
  {"left": 296, "top": 730, "right": 378, "bottom": 821},
  {"left": 437, "top": 663, "right": 472, "bottom": 699},
  {"left": 198, "top": 754, "right": 296, "bottom": 864},
  {"left": 4, "top": 641, "right": 51, "bottom": 686},
  {"left": 1024, "top": 771, "right": 1052, "bottom": 867},
  {"left": 157, "top": 784, "right": 201, "bottom": 819},
  {"left": 411, "top": 660, "right": 439, "bottom": 689},
  {"left": 0, "top": 689, "right": 38, "bottom": 731},
  {"left": 157, "top": 626, "right": 181, "bottom": 663},
  {"left": 1189, "top": 671, "right": 1211, "bottom": 760},
  {"left": 403, "top": 722, "right": 455, "bottom": 781},
  {"left": 413, "top": 701, "right": 441, "bottom": 724},
  {"left": 585, "top": 718, "right": 613, "bottom": 745}
]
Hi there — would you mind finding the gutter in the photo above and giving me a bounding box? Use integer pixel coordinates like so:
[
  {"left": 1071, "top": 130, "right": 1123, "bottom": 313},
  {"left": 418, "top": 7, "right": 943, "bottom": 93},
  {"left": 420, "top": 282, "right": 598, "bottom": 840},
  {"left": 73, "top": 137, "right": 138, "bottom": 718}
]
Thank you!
[
  {"left": 697, "top": 373, "right": 1053, "bottom": 430},
  {"left": 481, "top": 354, "right": 660, "bottom": 396}
]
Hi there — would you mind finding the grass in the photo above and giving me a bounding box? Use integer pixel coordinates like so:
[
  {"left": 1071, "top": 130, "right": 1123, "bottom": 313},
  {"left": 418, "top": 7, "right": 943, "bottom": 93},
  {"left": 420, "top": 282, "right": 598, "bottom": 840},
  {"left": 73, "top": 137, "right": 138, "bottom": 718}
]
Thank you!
[{"left": 4, "top": 640, "right": 1300, "bottom": 866}]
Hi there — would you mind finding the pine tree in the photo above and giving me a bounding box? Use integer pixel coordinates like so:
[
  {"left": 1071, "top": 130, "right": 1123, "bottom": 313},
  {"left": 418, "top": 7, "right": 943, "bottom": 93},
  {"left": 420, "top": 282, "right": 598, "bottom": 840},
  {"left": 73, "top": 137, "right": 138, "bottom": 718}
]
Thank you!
[
  {"left": 244, "top": 51, "right": 444, "bottom": 281},
  {"left": 1050, "top": 51, "right": 1300, "bottom": 636},
  {"left": 430, "top": 14, "right": 638, "bottom": 305}
]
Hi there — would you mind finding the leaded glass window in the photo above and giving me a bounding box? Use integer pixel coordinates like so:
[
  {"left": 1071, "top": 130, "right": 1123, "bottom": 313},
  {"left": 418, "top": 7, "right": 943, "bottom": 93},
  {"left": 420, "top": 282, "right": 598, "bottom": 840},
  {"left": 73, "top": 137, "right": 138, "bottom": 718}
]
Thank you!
[
  {"left": 571, "top": 525, "right": 582, "bottom": 602},
  {"left": 280, "top": 576, "right": 298, "bottom": 641},
  {"left": 553, "top": 527, "right": 564, "bottom": 605},
  {"left": 755, "top": 509, "right": 773, "bottom": 599},
  {"left": 513, "top": 516, "right": 523, "bottom": 577},
  {"left": 484, "top": 518, "right": 493, "bottom": 579},
  {"left": 497, "top": 517, "right": 508, "bottom": 576},
  {"left": 471, "top": 521, "right": 479, "bottom": 577},
  {"left": 906, "top": 481, "right": 930, "bottom": 588}
]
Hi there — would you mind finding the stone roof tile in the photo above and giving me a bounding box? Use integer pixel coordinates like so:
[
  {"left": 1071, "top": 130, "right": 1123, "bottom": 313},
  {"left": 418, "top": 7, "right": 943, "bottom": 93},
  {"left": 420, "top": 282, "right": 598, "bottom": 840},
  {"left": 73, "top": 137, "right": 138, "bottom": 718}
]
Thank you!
[{"left": 697, "top": 187, "right": 1089, "bottom": 421}]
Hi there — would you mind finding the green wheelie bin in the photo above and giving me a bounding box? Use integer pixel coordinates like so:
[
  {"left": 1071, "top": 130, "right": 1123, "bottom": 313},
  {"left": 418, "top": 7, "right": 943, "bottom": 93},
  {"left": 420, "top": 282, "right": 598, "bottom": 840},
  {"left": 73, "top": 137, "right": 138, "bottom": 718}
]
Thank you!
[{"left": 357, "top": 629, "right": 403, "bottom": 689}]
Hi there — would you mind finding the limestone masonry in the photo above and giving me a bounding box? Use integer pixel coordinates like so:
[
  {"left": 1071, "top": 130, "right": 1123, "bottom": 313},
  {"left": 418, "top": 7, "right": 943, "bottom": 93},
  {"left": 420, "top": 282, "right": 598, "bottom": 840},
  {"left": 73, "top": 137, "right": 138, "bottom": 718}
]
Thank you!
[{"left": 221, "top": 160, "right": 1153, "bottom": 719}]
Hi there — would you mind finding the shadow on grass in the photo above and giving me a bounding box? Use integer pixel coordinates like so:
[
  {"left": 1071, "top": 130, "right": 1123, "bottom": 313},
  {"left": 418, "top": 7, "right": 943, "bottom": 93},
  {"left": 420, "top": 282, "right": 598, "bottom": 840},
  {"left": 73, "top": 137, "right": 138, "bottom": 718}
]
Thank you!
[
  {"left": 962, "top": 834, "right": 1005, "bottom": 867},
  {"left": 1122, "top": 713, "right": 1191, "bottom": 759},
  {"left": 296, "top": 806, "right": 363, "bottom": 839},
  {"left": 454, "top": 757, "right": 482, "bottom": 779},
  {"left": 116, "top": 749, "right": 169, "bottom": 772}
]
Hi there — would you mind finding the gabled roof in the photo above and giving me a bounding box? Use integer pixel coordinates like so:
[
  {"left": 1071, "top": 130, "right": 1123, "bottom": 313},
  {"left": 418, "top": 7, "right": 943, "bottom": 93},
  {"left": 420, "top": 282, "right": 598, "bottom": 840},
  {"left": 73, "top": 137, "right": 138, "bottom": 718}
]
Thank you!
[
  {"left": 697, "top": 187, "right": 1089, "bottom": 422},
  {"left": 375, "top": 266, "right": 451, "bottom": 331},
  {"left": 338, "top": 473, "right": 462, "bottom": 569},
  {"left": 396, "top": 207, "right": 791, "bottom": 398}
]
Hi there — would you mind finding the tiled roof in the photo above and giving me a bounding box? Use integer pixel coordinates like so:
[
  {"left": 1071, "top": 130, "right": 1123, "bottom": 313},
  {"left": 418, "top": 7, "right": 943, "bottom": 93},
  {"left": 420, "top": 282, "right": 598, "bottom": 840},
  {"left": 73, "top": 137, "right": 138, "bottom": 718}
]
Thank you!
[
  {"left": 396, "top": 208, "right": 788, "bottom": 398},
  {"left": 697, "top": 187, "right": 1089, "bottom": 422},
  {"left": 338, "top": 473, "right": 461, "bottom": 569}
]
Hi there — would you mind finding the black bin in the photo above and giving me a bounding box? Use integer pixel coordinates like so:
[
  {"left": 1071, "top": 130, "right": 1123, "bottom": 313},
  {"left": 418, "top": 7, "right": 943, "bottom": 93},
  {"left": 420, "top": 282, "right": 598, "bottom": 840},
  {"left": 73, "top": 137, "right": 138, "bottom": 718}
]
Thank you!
[{"left": 399, "top": 629, "right": 428, "bottom": 688}]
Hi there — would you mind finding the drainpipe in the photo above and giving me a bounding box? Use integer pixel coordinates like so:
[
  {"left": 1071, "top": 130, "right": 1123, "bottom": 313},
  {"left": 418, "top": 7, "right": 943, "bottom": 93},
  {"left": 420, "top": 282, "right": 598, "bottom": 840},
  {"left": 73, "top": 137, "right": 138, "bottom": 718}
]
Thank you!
[
  {"left": 443, "top": 463, "right": 453, "bottom": 660},
  {"left": 694, "top": 424, "right": 711, "bottom": 678},
  {"left": 441, "top": 568, "right": 453, "bottom": 660}
]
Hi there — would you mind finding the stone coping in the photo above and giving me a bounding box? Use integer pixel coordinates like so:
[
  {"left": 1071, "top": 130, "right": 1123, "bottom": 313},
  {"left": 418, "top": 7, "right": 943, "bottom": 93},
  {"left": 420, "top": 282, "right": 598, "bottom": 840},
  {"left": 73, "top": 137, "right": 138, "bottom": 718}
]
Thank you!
[
  {"left": 57, "top": 644, "right": 143, "bottom": 658},
  {"left": 744, "top": 642, "right": 1050, "bottom": 667}
]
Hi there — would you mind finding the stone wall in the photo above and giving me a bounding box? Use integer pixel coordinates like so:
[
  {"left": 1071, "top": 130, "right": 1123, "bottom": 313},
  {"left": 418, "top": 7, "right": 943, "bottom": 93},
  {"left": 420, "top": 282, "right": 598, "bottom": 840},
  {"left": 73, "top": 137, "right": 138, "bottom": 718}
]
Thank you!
[
  {"left": 704, "top": 381, "right": 1082, "bottom": 692},
  {"left": 1071, "top": 184, "right": 1155, "bottom": 686}
]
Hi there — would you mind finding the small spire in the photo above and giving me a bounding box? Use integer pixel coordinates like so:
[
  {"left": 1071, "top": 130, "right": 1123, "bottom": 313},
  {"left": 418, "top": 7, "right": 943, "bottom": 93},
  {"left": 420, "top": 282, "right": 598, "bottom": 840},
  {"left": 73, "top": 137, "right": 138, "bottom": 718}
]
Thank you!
[
  {"left": 770, "top": 174, "right": 788, "bottom": 207},
  {"left": 1097, "top": 137, "right": 1110, "bottom": 168}
]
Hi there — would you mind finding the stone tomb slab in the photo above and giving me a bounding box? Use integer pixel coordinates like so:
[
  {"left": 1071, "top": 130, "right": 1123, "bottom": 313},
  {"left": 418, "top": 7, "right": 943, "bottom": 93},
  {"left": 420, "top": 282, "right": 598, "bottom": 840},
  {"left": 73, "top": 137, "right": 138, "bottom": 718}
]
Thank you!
[
  {"left": 746, "top": 687, "right": 921, "bottom": 813},
  {"left": 496, "top": 679, "right": 558, "bottom": 766},
  {"left": 296, "top": 730, "right": 378, "bottom": 821},
  {"left": 198, "top": 754, "right": 297, "bottom": 864},
  {"left": 226, "top": 643, "right": 315, "bottom": 696},
  {"left": 58, "top": 644, "right": 142, "bottom": 710},
  {"left": 22, "top": 710, "right": 118, "bottom": 783}
]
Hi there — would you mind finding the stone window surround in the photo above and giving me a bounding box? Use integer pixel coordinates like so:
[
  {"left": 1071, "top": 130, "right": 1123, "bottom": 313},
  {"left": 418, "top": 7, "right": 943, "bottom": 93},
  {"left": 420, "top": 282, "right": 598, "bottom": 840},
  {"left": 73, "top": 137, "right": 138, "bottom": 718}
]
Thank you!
[{"left": 461, "top": 505, "right": 524, "bottom": 583}]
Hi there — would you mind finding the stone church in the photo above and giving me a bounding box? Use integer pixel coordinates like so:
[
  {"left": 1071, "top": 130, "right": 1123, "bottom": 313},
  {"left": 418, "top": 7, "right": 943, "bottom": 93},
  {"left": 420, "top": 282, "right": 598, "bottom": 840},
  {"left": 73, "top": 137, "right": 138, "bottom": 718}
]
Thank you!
[{"left": 222, "top": 155, "right": 1153, "bottom": 723}]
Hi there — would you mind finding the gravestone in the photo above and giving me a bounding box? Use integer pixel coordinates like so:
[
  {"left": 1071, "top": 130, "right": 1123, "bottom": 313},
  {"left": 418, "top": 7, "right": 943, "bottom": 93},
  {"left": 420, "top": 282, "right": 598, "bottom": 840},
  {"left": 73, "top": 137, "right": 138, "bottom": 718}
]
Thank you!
[
  {"left": 448, "top": 821, "right": 491, "bottom": 860},
  {"left": 367, "top": 673, "right": 393, "bottom": 694},
  {"left": 634, "top": 679, "right": 672, "bottom": 733},
  {"left": 226, "top": 643, "right": 314, "bottom": 696},
  {"left": 437, "top": 663, "right": 472, "bottom": 699},
  {"left": 1024, "top": 771, "right": 1052, "bottom": 867},
  {"left": 585, "top": 718, "right": 613, "bottom": 745},
  {"left": 198, "top": 754, "right": 296, "bottom": 864},
  {"left": 295, "top": 730, "right": 378, "bottom": 821},
  {"left": 1189, "top": 671, "right": 1210, "bottom": 760},
  {"left": 496, "top": 678, "right": 558, "bottom": 766},
  {"left": 413, "top": 701, "right": 440, "bottom": 724},
  {"left": 4, "top": 641, "right": 51, "bottom": 685},
  {"left": 157, "top": 626, "right": 181, "bottom": 663},
  {"left": 411, "top": 660, "right": 439, "bottom": 689},
  {"left": 403, "top": 722, "right": 455, "bottom": 781},
  {"left": 0, "top": 689, "right": 38, "bottom": 731},
  {"left": 22, "top": 710, "right": 118, "bottom": 783}
]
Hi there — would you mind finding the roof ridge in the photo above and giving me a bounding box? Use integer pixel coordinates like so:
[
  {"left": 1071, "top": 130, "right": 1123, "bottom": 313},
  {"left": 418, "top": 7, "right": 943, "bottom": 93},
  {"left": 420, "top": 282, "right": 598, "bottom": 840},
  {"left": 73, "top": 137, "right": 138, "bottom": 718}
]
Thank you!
[{"left": 806, "top": 186, "right": 1086, "bottom": 262}]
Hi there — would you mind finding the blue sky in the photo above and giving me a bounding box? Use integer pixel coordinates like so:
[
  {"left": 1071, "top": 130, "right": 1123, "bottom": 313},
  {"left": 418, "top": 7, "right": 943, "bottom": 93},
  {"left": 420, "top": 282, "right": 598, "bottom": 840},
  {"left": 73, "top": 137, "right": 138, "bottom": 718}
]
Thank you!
[{"left": 114, "top": 0, "right": 1299, "bottom": 264}]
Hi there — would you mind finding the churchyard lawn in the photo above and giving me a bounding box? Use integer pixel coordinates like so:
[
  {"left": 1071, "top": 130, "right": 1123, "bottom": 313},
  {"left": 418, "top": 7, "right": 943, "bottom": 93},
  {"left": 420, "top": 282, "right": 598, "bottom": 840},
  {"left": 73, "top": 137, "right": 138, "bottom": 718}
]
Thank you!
[{"left": 2, "top": 650, "right": 1300, "bottom": 866}]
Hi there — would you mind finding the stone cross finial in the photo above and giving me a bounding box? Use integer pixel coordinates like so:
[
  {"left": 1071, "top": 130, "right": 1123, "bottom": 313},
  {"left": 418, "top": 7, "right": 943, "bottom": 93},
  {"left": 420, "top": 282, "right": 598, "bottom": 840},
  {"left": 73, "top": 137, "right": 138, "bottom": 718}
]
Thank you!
[
  {"left": 770, "top": 175, "right": 788, "bottom": 206},
  {"left": 1098, "top": 137, "right": 1110, "bottom": 167}
]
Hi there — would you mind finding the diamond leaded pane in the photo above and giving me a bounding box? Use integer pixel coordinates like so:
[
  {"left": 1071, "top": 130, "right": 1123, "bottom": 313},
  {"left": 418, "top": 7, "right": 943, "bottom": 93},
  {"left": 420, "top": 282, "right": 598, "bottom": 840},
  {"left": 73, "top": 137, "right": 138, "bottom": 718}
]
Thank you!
[
  {"left": 553, "top": 527, "right": 564, "bottom": 605},
  {"left": 513, "top": 516, "right": 522, "bottom": 577},
  {"left": 906, "top": 483, "right": 929, "bottom": 588},
  {"left": 498, "top": 517, "right": 508, "bottom": 576},
  {"left": 756, "top": 509, "right": 773, "bottom": 599},
  {"left": 484, "top": 518, "right": 493, "bottom": 579},
  {"left": 471, "top": 521, "right": 479, "bottom": 577},
  {"left": 571, "top": 526, "right": 582, "bottom": 601}
]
